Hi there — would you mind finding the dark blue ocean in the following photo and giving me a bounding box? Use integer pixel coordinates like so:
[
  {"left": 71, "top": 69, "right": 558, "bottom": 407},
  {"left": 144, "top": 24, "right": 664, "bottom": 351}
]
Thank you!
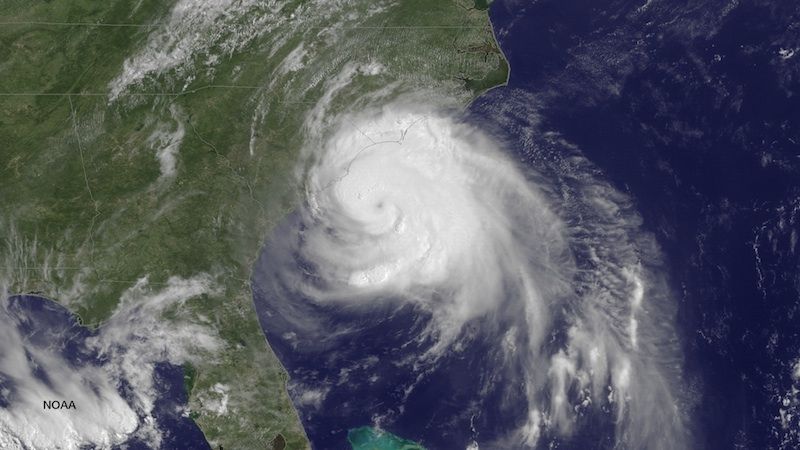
[
  {"left": 252, "top": 0, "right": 800, "bottom": 449},
  {"left": 486, "top": 0, "right": 800, "bottom": 448}
]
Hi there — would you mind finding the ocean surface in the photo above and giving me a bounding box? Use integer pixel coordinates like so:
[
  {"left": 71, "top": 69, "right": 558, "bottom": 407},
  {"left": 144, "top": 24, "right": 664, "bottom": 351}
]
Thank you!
[
  {"left": 253, "top": 0, "right": 800, "bottom": 449},
  {"left": 487, "top": 0, "right": 800, "bottom": 448}
]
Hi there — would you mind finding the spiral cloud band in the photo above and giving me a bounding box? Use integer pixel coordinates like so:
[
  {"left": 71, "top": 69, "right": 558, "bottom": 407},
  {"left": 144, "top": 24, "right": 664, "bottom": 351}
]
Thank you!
[
  {"left": 303, "top": 107, "right": 563, "bottom": 346},
  {"left": 259, "top": 98, "right": 689, "bottom": 449}
]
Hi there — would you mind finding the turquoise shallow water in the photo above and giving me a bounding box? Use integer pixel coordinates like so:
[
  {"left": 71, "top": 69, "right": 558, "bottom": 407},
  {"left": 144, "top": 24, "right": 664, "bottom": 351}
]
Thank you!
[{"left": 347, "top": 427, "right": 426, "bottom": 450}]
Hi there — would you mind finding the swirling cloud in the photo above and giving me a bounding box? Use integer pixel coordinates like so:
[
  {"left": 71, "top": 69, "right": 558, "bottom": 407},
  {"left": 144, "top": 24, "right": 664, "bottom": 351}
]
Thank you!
[{"left": 261, "top": 96, "right": 690, "bottom": 448}]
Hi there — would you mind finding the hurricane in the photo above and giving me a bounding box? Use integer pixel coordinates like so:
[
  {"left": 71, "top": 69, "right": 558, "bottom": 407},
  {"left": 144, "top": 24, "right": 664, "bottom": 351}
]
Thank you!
[{"left": 252, "top": 94, "right": 691, "bottom": 449}]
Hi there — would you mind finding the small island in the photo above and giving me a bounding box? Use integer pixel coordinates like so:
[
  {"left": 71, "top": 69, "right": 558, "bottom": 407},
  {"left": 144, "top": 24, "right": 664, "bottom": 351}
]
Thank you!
[{"left": 348, "top": 426, "right": 427, "bottom": 450}]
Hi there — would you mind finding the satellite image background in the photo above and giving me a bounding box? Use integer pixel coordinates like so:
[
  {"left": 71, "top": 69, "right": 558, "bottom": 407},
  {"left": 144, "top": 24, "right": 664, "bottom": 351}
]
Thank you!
[{"left": 1, "top": 0, "right": 799, "bottom": 449}]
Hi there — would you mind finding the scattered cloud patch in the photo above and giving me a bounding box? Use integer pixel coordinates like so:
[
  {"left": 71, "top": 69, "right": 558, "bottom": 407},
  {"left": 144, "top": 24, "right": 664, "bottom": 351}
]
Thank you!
[
  {"left": 0, "top": 274, "right": 222, "bottom": 449},
  {"left": 198, "top": 383, "right": 230, "bottom": 417},
  {"left": 147, "top": 104, "right": 186, "bottom": 181},
  {"left": 0, "top": 298, "right": 138, "bottom": 450}
]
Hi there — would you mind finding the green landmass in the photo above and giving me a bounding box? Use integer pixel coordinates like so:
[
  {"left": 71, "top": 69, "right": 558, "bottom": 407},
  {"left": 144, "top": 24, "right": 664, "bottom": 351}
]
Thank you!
[
  {"left": 183, "top": 361, "right": 198, "bottom": 396},
  {"left": 348, "top": 427, "right": 427, "bottom": 450},
  {"left": 0, "top": 0, "right": 507, "bottom": 448}
]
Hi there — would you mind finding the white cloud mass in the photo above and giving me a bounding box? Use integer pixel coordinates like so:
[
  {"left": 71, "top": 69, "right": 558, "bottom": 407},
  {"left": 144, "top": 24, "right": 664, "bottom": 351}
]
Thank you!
[
  {"left": 0, "top": 274, "right": 221, "bottom": 450},
  {"left": 270, "top": 96, "right": 690, "bottom": 449}
]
